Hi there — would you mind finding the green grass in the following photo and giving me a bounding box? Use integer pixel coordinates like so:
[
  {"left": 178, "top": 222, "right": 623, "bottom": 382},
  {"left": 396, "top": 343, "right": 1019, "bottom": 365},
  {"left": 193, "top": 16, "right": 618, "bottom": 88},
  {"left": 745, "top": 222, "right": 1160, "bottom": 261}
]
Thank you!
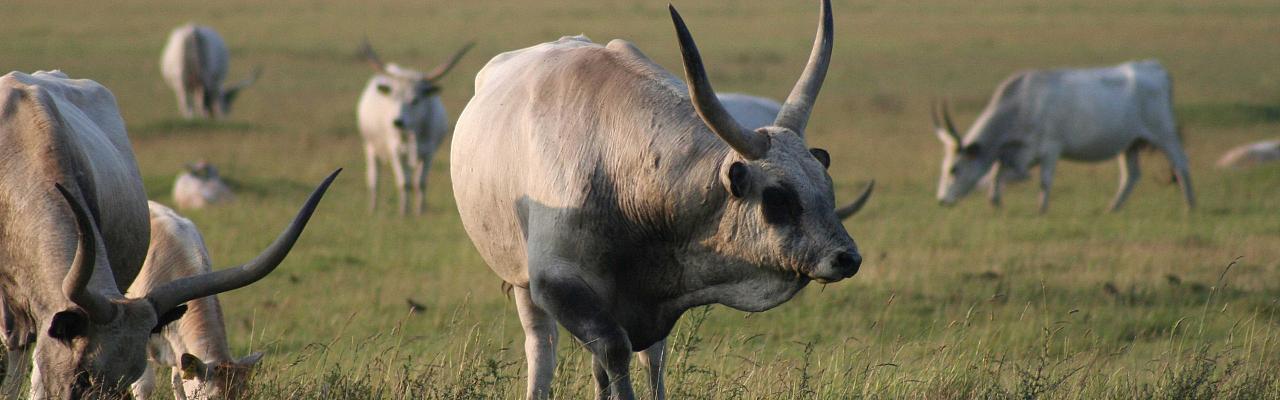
[{"left": 3, "top": 0, "right": 1280, "bottom": 398}]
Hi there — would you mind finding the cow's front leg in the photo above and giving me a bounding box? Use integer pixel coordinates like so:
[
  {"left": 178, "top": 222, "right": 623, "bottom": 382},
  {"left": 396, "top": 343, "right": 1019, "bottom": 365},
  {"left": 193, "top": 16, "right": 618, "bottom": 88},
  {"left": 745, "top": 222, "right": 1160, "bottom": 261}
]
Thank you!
[
  {"left": 987, "top": 166, "right": 1005, "bottom": 208},
  {"left": 1037, "top": 155, "right": 1058, "bottom": 214},
  {"left": 636, "top": 339, "right": 666, "bottom": 400},
  {"left": 530, "top": 264, "right": 635, "bottom": 400}
]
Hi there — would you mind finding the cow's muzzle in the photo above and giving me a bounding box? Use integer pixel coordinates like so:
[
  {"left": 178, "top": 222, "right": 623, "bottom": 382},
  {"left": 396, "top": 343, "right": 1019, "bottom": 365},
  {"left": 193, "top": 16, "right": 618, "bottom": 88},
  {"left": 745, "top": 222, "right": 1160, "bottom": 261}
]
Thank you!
[{"left": 810, "top": 250, "right": 861, "bottom": 283}]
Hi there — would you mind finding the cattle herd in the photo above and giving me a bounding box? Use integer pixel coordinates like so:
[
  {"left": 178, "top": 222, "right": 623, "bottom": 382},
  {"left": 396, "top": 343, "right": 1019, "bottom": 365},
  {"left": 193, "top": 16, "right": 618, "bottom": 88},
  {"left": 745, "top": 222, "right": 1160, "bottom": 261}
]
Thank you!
[{"left": 0, "top": 1, "right": 1274, "bottom": 399}]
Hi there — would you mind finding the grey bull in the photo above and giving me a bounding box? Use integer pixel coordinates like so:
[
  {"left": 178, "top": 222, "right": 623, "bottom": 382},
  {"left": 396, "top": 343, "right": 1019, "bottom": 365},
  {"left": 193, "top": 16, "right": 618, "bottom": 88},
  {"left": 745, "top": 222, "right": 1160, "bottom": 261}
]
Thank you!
[
  {"left": 933, "top": 60, "right": 1195, "bottom": 213},
  {"left": 451, "top": 1, "right": 861, "bottom": 398},
  {"left": 160, "top": 24, "right": 261, "bottom": 119},
  {"left": 0, "top": 68, "right": 336, "bottom": 400}
]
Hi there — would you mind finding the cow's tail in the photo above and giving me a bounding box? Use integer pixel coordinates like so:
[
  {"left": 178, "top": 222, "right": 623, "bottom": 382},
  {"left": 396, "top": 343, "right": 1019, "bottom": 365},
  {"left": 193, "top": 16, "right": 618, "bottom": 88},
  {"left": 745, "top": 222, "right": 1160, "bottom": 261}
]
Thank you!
[{"left": 181, "top": 27, "right": 205, "bottom": 88}]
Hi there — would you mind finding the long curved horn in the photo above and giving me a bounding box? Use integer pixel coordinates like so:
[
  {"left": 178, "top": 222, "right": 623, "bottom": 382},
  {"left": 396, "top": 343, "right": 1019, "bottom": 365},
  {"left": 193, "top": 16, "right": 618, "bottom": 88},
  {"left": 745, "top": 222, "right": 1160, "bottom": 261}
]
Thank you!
[
  {"left": 358, "top": 38, "right": 388, "bottom": 74},
  {"left": 145, "top": 169, "right": 341, "bottom": 314},
  {"left": 932, "top": 100, "right": 961, "bottom": 145},
  {"left": 670, "top": 4, "right": 769, "bottom": 160},
  {"left": 54, "top": 184, "right": 116, "bottom": 323},
  {"left": 424, "top": 42, "right": 475, "bottom": 82},
  {"left": 774, "top": 0, "right": 834, "bottom": 137},
  {"left": 835, "top": 180, "right": 874, "bottom": 220}
]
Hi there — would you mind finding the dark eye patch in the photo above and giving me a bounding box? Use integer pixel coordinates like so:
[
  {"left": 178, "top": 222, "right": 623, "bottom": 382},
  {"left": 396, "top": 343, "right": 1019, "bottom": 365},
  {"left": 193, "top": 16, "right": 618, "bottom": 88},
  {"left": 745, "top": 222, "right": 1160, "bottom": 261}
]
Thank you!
[{"left": 761, "top": 184, "right": 803, "bottom": 226}]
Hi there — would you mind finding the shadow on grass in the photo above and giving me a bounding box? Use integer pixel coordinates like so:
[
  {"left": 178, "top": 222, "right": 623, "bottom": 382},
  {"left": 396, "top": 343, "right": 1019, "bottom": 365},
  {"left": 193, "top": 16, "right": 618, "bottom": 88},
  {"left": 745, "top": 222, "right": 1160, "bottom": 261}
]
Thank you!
[
  {"left": 129, "top": 118, "right": 258, "bottom": 138},
  {"left": 1178, "top": 102, "right": 1280, "bottom": 128}
]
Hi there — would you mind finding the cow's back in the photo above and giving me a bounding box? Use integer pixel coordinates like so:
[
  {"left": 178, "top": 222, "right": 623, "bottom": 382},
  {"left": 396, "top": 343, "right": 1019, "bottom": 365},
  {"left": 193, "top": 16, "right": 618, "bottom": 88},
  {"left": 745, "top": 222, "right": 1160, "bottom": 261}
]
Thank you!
[{"left": 0, "top": 71, "right": 150, "bottom": 299}]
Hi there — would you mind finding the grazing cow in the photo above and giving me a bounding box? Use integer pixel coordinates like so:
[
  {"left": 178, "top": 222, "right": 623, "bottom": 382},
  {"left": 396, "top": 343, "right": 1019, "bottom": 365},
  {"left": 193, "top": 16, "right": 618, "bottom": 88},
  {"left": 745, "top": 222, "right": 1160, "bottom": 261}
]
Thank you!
[
  {"left": 0, "top": 69, "right": 336, "bottom": 399},
  {"left": 356, "top": 40, "right": 472, "bottom": 215},
  {"left": 173, "top": 161, "right": 235, "bottom": 210},
  {"left": 161, "top": 24, "right": 261, "bottom": 119},
  {"left": 932, "top": 60, "right": 1195, "bottom": 213},
  {"left": 128, "top": 202, "right": 262, "bottom": 400},
  {"left": 720, "top": 92, "right": 874, "bottom": 219},
  {"left": 451, "top": 1, "right": 860, "bottom": 398},
  {"left": 1216, "top": 139, "right": 1280, "bottom": 169}
]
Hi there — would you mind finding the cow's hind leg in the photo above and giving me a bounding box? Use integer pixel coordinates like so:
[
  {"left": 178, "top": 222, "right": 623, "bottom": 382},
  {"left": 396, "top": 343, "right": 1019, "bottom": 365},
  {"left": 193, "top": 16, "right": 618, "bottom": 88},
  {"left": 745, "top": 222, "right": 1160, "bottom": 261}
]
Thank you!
[
  {"left": 530, "top": 268, "right": 636, "bottom": 400},
  {"left": 515, "top": 286, "right": 559, "bottom": 400},
  {"left": 1109, "top": 143, "right": 1143, "bottom": 212},
  {"left": 636, "top": 339, "right": 666, "bottom": 400}
]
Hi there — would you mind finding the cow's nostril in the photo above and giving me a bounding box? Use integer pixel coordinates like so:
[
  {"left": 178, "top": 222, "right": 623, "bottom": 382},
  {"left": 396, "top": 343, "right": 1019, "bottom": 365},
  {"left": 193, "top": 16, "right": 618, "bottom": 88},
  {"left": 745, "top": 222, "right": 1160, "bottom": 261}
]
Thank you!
[
  {"left": 393, "top": 118, "right": 405, "bottom": 128},
  {"left": 835, "top": 251, "right": 861, "bottom": 276}
]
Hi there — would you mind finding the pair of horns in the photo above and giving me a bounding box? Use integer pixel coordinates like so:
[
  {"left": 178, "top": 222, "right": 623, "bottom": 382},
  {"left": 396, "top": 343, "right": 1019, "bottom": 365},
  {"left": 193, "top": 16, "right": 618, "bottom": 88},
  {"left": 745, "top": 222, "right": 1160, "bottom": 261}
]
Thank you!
[
  {"left": 672, "top": 0, "right": 833, "bottom": 160},
  {"left": 359, "top": 39, "right": 474, "bottom": 82},
  {"left": 55, "top": 169, "right": 340, "bottom": 323},
  {"left": 931, "top": 99, "right": 962, "bottom": 144}
]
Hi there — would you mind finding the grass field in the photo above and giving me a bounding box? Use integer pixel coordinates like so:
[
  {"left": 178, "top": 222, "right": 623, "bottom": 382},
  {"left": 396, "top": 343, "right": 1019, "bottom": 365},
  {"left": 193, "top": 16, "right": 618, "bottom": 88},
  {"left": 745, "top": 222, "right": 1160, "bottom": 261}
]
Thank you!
[{"left": 4, "top": 0, "right": 1280, "bottom": 398}]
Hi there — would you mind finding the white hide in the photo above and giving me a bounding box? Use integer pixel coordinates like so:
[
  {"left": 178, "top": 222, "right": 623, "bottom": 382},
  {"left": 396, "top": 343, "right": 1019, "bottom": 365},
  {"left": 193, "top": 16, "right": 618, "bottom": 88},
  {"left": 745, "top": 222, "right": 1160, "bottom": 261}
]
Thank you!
[
  {"left": 934, "top": 60, "right": 1195, "bottom": 213},
  {"left": 1217, "top": 139, "right": 1280, "bottom": 169}
]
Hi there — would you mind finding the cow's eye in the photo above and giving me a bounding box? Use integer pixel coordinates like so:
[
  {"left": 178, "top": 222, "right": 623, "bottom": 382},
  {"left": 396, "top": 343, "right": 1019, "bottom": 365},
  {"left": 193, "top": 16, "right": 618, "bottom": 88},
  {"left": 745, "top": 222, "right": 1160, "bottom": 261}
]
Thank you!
[
  {"left": 949, "top": 165, "right": 959, "bottom": 175},
  {"left": 761, "top": 185, "right": 802, "bottom": 226}
]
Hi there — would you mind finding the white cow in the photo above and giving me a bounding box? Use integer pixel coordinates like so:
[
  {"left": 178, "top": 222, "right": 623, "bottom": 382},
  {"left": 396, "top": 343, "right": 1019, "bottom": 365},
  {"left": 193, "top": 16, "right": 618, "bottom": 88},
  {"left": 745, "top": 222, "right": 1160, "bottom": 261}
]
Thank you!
[
  {"left": 173, "top": 161, "right": 235, "bottom": 210},
  {"left": 721, "top": 92, "right": 874, "bottom": 219},
  {"left": 0, "top": 69, "right": 336, "bottom": 399},
  {"left": 161, "top": 24, "right": 261, "bottom": 119},
  {"left": 451, "top": 1, "right": 860, "bottom": 398},
  {"left": 128, "top": 202, "right": 263, "bottom": 400},
  {"left": 357, "top": 40, "right": 472, "bottom": 215},
  {"left": 1216, "top": 139, "right": 1280, "bottom": 169},
  {"left": 933, "top": 60, "right": 1195, "bottom": 213}
]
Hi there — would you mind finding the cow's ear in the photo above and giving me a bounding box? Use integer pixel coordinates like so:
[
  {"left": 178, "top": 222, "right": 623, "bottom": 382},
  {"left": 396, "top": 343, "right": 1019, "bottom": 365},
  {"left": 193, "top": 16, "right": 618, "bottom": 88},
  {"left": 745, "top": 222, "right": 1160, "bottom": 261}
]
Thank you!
[
  {"left": 48, "top": 310, "right": 89, "bottom": 342},
  {"left": 181, "top": 353, "right": 209, "bottom": 380},
  {"left": 153, "top": 304, "right": 188, "bottom": 333},
  {"left": 726, "top": 162, "right": 752, "bottom": 198},
  {"left": 809, "top": 148, "right": 830, "bottom": 169},
  {"left": 376, "top": 83, "right": 392, "bottom": 95}
]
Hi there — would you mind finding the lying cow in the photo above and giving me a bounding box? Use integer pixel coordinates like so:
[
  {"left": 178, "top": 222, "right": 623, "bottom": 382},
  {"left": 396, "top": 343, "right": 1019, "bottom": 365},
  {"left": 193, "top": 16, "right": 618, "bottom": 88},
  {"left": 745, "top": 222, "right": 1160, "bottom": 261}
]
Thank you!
[
  {"left": 161, "top": 23, "right": 261, "bottom": 119},
  {"left": 1216, "top": 139, "right": 1280, "bottom": 169},
  {"left": 451, "top": 1, "right": 860, "bottom": 398},
  {"left": 173, "top": 161, "right": 234, "bottom": 210},
  {"left": 933, "top": 60, "right": 1195, "bottom": 213},
  {"left": 128, "top": 202, "right": 263, "bottom": 400},
  {"left": 0, "top": 68, "right": 336, "bottom": 399},
  {"left": 357, "top": 40, "right": 472, "bottom": 215}
]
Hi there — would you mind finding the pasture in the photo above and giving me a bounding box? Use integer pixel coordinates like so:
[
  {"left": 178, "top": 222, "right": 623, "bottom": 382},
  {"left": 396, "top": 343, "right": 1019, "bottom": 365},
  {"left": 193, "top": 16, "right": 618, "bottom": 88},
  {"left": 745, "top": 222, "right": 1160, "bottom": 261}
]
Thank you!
[{"left": 3, "top": 0, "right": 1279, "bottom": 398}]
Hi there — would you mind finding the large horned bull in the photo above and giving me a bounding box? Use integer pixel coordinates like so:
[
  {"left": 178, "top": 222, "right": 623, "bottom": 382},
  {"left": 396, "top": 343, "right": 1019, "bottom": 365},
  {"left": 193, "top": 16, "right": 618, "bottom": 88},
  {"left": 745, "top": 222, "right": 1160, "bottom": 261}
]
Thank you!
[{"left": 451, "top": 1, "right": 861, "bottom": 398}]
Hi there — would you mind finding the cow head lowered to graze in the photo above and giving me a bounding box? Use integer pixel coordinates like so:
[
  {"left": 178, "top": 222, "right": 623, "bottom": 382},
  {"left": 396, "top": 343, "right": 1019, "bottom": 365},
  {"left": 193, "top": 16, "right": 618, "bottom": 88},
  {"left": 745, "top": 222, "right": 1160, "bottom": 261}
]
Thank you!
[
  {"left": 932, "top": 100, "right": 998, "bottom": 206},
  {"left": 356, "top": 40, "right": 473, "bottom": 215},
  {"left": 28, "top": 172, "right": 336, "bottom": 399},
  {"left": 929, "top": 60, "right": 1194, "bottom": 213},
  {"left": 450, "top": 1, "right": 859, "bottom": 398},
  {"left": 160, "top": 24, "right": 261, "bottom": 119},
  {"left": 1, "top": 71, "right": 336, "bottom": 399},
  {"left": 128, "top": 201, "right": 266, "bottom": 400}
]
